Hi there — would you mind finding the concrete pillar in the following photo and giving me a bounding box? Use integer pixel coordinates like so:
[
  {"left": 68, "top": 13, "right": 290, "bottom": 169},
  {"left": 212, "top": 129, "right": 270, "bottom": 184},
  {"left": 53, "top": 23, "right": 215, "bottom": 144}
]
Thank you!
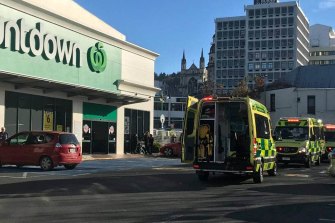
[
  {"left": 117, "top": 106, "right": 125, "bottom": 154},
  {"left": 72, "top": 100, "right": 83, "bottom": 146},
  {"left": 0, "top": 88, "right": 5, "bottom": 128}
]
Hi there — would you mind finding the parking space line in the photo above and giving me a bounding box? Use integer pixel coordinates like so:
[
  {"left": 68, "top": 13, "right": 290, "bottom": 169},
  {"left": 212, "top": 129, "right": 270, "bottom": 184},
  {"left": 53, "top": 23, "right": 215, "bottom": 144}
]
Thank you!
[{"left": 319, "top": 218, "right": 335, "bottom": 222}]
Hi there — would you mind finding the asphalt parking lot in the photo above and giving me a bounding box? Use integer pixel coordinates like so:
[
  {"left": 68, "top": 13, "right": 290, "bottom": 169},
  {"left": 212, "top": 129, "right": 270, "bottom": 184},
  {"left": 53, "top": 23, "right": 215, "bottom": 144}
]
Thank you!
[{"left": 0, "top": 156, "right": 184, "bottom": 181}]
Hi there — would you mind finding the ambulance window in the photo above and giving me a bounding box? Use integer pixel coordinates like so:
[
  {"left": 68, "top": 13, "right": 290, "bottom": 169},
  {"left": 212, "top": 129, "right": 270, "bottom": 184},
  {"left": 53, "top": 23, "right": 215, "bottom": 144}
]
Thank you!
[
  {"left": 201, "top": 103, "right": 215, "bottom": 119},
  {"left": 313, "top": 127, "right": 320, "bottom": 139},
  {"left": 186, "top": 112, "right": 195, "bottom": 135},
  {"left": 255, "top": 114, "right": 270, "bottom": 139}
]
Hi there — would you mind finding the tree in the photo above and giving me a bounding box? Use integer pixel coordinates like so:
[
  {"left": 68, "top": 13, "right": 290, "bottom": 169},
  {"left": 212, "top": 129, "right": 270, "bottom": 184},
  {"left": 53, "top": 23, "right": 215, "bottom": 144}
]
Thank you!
[
  {"left": 232, "top": 80, "right": 249, "bottom": 97},
  {"left": 199, "top": 80, "right": 226, "bottom": 98}
]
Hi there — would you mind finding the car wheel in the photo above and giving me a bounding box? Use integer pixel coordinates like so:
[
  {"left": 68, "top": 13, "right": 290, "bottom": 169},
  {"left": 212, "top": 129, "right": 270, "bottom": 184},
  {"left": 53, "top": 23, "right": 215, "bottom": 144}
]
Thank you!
[
  {"left": 64, "top": 164, "right": 77, "bottom": 170},
  {"left": 267, "top": 162, "right": 277, "bottom": 176},
  {"left": 253, "top": 163, "right": 264, "bottom": 183},
  {"left": 40, "top": 156, "right": 54, "bottom": 171},
  {"left": 164, "top": 147, "right": 173, "bottom": 157},
  {"left": 196, "top": 171, "right": 209, "bottom": 181},
  {"left": 305, "top": 156, "right": 312, "bottom": 168}
]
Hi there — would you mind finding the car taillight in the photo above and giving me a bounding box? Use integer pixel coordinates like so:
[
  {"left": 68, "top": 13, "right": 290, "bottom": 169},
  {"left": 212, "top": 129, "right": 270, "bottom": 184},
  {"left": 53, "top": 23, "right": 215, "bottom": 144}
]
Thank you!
[
  {"left": 328, "top": 147, "right": 333, "bottom": 152},
  {"left": 253, "top": 138, "right": 258, "bottom": 155},
  {"left": 246, "top": 166, "right": 253, "bottom": 170},
  {"left": 193, "top": 164, "right": 200, "bottom": 169},
  {"left": 277, "top": 147, "right": 283, "bottom": 152}
]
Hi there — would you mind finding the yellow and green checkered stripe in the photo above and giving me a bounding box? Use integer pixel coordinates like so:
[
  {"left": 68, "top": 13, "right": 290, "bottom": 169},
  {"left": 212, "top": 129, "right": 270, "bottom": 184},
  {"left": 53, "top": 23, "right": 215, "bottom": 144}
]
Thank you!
[{"left": 255, "top": 138, "right": 276, "bottom": 171}]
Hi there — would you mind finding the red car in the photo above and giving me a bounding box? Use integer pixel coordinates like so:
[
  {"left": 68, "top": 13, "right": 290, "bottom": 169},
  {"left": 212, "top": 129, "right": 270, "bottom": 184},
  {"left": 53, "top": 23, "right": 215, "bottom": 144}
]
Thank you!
[
  {"left": 0, "top": 131, "right": 82, "bottom": 170},
  {"left": 160, "top": 142, "right": 181, "bottom": 157}
]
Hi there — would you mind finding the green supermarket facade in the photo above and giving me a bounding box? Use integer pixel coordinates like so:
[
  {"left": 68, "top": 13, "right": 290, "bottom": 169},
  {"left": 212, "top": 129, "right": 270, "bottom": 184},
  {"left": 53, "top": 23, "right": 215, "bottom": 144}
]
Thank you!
[{"left": 0, "top": 0, "right": 159, "bottom": 154}]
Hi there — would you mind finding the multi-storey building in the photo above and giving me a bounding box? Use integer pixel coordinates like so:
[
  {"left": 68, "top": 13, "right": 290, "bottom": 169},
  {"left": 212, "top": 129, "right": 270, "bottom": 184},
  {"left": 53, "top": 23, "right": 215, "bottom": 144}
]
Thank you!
[
  {"left": 214, "top": 0, "right": 309, "bottom": 91},
  {"left": 309, "top": 24, "right": 335, "bottom": 65},
  {"left": 215, "top": 16, "right": 246, "bottom": 90}
]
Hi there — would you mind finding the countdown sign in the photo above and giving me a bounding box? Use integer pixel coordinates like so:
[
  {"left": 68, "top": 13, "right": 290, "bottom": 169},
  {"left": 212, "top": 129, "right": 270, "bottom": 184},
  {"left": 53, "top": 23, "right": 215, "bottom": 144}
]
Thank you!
[{"left": 43, "top": 111, "right": 54, "bottom": 131}]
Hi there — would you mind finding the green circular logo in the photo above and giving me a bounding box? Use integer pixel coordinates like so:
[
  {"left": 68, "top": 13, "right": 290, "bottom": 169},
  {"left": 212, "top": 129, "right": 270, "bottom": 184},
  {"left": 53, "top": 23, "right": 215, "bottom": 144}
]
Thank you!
[{"left": 88, "top": 42, "right": 107, "bottom": 73}]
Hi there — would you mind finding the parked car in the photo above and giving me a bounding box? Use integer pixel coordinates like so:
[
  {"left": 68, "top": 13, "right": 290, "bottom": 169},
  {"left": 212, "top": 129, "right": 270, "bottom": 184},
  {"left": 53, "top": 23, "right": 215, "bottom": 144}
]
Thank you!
[
  {"left": 0, "top": 131, "right": 82, "bottom": 170},
  {"left": 160, "top": 142, "right": 181, "bottom": 157},
  {"left": 328, "top": 148, "right": 335, "bottom": 176}
]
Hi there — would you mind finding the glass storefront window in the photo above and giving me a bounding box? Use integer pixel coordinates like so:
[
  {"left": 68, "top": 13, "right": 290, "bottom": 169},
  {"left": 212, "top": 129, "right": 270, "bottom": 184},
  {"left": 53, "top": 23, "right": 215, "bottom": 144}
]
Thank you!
[{"left": 5, "top": 91, "right": 72, "bottom": 136}]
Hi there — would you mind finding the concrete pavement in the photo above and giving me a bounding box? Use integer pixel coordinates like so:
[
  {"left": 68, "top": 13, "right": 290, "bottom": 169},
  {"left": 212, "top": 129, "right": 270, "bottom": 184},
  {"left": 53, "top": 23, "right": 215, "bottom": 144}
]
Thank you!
[{"left": 82, "top": 153, "right": 163, "bottom": 161}]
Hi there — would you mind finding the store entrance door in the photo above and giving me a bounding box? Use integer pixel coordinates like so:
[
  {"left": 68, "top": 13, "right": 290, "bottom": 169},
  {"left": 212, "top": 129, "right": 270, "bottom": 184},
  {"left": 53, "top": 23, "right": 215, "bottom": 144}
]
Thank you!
[{"left": 92, "top": 121, "right": 108, "bottom": 154}]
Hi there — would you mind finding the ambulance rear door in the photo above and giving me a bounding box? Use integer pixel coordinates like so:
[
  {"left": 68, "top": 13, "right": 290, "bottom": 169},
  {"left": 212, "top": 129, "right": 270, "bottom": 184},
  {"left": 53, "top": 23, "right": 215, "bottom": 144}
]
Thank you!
[{"left": 182, "top": 96, "right": 200, "bottom": 163}]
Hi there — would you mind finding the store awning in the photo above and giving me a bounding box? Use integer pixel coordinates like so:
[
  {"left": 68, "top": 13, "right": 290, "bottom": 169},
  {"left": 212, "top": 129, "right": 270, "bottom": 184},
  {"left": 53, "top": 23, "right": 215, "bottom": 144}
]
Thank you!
[{"left": 0, "top": 72, "right": 151, "bottom": 105}]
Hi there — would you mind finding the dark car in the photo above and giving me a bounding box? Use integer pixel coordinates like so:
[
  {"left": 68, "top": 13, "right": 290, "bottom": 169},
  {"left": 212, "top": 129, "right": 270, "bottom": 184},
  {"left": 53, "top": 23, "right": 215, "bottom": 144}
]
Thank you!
[
  {"left": 160, "top": 142, "right": 181, "bottom": 157},
  {"left": 0, "top": 131, "right": 82, "bottom": 170}
]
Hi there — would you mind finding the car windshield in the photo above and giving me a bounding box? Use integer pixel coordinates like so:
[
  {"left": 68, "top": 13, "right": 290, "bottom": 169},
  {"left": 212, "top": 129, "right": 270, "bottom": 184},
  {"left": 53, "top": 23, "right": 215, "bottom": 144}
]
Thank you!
[
  {"left": 325, "top": 132, "right": 335, "bottom": 142},
  {"left": 59, "top": 134, "right": 79, "bottom": 145},
  {"left": 275, "top": 127, "right": 308, "bottom": 140}
]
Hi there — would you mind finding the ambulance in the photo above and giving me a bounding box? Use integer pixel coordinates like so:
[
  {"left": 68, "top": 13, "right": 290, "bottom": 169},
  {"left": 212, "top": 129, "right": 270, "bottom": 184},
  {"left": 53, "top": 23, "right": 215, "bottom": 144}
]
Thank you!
[
  {"left": 323, "top": 124, "right": 335, "bottom": 161},
  {"left": 182, "top": 96, "right": 277, "bottom": 183},
  {"left": 274, "top": 117, "right": 324, "bottom": 167}
]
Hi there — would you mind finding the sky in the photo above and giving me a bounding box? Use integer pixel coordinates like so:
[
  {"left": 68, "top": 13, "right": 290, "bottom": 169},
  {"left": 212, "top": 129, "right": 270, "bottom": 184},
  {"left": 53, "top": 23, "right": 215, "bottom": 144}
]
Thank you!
[{"left": 75, "top": 0, "right": 335, "bottom": 75}]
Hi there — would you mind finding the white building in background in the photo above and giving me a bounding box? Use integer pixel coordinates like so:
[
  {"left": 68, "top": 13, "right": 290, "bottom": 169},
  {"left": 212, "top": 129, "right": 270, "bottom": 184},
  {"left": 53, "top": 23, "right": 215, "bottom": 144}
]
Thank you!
[
  {"left": 262, "top": 64, "right": 335, "bottom": 126},
  {"left": 214, "top": 0, "right": 310, "bottom": 92},
  {"left": 309, "top": 24, "right": 335, "bottom": 65}
]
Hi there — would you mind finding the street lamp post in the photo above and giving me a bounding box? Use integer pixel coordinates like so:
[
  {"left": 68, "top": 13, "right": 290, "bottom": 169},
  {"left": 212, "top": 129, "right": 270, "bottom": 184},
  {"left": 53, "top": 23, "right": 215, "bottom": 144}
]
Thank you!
[{"left": 264, "top": 74, "right": 268, "bottom": 109}]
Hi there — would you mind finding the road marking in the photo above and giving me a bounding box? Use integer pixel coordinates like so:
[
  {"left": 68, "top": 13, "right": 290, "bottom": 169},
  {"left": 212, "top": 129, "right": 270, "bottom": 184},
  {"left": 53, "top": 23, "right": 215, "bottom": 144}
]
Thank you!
[
  {"left": 319, "top": 218, "right": 335, "bottom": 222},
  {"left": 22, "top": 172, "right": 27, "bottom": 178},
  {"left": 153, "top": 167, "right": 192, "bottom": 171},
  {"left": 72, "top": 173, "right": 91, "bottom": 177},
  {"left": 284, "top": 174, "right": 309, "bottom": 178}
]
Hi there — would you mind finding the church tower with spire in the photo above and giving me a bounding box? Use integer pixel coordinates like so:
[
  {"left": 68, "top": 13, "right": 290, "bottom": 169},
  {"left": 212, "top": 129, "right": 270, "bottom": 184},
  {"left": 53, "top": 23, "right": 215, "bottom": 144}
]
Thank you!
[
  {"left": 181, "top": 51, "right": 186, "bottom": 71},
  {"left": 199, "top": 49, "right": 205, "bottom": 69}
]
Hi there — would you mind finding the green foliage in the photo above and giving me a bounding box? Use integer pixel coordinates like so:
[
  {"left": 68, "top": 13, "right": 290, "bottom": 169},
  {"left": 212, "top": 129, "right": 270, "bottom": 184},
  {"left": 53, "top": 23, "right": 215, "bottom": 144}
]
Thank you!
[{"left": 152, "top": 142, "right": 161, "bottom": 153}]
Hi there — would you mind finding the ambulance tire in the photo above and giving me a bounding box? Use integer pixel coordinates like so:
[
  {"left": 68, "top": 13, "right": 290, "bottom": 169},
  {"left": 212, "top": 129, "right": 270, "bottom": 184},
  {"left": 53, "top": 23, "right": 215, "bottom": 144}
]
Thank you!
[
  {"left": 267, "top": 162, "right": 277, "bottom": 176},
  {"left": 315, "top": 153, "right": 321, "bottom": 166},
  {"left": 196, "top": 171, "right": 209, "bottom": 182},
  {"left": 253, "top": 164, "right": 264, "bottom": 183},
  {"left": 305, "top": 156, "right": 312, "bottom": 168}
]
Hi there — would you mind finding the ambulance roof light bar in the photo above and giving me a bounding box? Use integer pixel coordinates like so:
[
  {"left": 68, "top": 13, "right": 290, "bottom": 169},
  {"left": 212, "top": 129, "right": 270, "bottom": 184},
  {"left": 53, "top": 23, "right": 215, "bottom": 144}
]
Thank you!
[
  {"left": 325, "top": 124, "right": 335, "bottom": 129},
  {"left": 202, "top": 96, "right": 213, "bottom": 101},
  {"left": 288, "top": 118, "right": 300, "bottom": 122}
]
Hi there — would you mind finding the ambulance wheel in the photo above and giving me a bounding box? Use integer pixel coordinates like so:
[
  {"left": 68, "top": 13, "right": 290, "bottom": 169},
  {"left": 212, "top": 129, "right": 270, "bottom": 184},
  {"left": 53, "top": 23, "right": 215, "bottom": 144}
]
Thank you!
[
  {"left": 315, "top": 154, "right": 321, "bottom": 166},
  {"left": 305, "top": 156, "right": 312, "bottom": 168},
  {"left": 267, "top": 162, "right": 277, "bottom": 176},
  {"left": 196, "top": 171, "right": 209, "bottom": 182},
  {"left": 253, "top": 164, "right": 263, "bottom": 183}
]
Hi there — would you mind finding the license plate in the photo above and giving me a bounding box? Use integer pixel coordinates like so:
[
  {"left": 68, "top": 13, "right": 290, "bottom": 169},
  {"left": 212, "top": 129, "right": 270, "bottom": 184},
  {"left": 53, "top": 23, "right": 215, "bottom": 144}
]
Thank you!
[
  {"left": 69, "top": 148, "right": 76, "bottom": 153},
  {"left": 282, "top": 157, "right": 290, "bottom": 161}
]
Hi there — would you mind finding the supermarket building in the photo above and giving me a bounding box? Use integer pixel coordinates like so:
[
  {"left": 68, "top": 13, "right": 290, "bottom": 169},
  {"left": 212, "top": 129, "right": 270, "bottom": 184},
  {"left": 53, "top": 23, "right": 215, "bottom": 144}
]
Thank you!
[{"left": 0, "top": 0, "right": 159, "bottom": 154}]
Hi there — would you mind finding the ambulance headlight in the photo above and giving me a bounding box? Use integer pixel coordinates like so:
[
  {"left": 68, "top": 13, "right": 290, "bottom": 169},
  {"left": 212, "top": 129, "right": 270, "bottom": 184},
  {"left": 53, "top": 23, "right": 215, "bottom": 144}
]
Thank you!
[{"left": 298, "top": 147, "right": 306, "bottom": 153}]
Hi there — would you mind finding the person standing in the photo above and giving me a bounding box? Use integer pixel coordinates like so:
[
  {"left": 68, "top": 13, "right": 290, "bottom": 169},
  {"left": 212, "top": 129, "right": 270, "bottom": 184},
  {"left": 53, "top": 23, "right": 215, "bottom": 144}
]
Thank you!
[
  {"left": 0, "top": 127, "right": 8, "bottom": 141},
  {"left": 148, "top": 134, "right": 154, "bottom": 155},
  {"left": 143, "top": 131, "right": 149, "bottom": 154}
]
